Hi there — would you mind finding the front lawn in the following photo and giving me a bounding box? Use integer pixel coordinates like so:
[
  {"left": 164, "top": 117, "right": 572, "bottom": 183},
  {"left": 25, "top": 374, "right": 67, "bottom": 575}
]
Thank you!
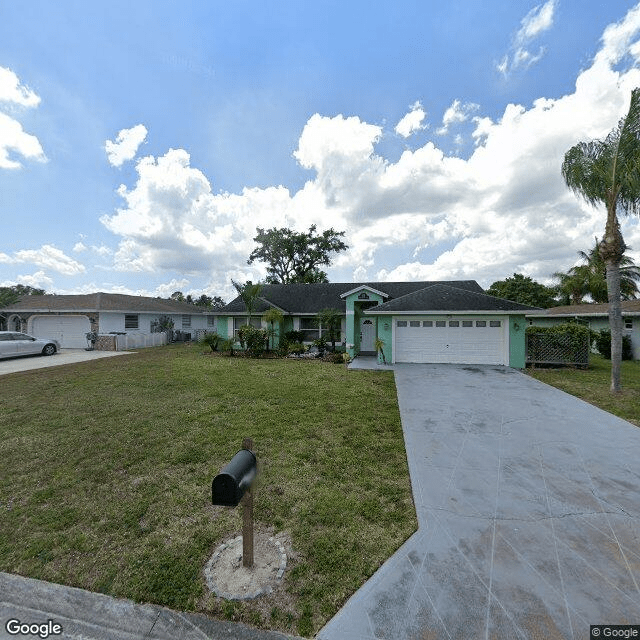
[
  {"left": 0, "top": 345, "right": 416, "bottom": 637},
  {"left": 526, "top": 354, "right": 640, "bottom": 426}
]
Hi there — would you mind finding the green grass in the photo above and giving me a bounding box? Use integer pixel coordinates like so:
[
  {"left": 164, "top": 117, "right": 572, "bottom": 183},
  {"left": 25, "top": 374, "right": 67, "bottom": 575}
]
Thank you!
[
  {"left": 526, "top": 354, "right": 640, "bottom": 426},
  {"left": 0, "top": 345, "right": 416, "bottom": 636}
]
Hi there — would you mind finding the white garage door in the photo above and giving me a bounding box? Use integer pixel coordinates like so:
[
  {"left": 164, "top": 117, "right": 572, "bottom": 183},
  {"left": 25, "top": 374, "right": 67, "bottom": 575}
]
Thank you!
[
  {"left": 31, "top": 316, "right": 91, "bottom": 348},
  {"left": 394, "top": 317, "right": 507, "bottom": 365}
]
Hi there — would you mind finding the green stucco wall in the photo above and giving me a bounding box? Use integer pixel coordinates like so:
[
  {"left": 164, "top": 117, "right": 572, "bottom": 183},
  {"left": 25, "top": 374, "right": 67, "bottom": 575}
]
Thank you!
[
  {"left": 344, "top": 289, "right": 385, "bottom": 358},
  {"left": 509, "top": 315, "right": 527, "bottom": 368},
  {"left": 375, "top": 315, "right": 393, "bottom": 364}
]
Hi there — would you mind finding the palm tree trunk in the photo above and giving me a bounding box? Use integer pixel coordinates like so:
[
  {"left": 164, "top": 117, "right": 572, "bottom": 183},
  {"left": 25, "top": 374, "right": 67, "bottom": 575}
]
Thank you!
[
  {"left": 600, "top": 210, "right": 626, "bottom": 393},
  {"left": 606, "top": 258, "right": 623, "bottom": 392}
]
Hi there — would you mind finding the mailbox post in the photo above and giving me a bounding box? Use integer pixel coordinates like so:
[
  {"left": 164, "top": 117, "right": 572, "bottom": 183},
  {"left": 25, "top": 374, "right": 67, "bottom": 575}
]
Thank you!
[{"left": 211, "top": 437, "right": 257, "bottom": 568}]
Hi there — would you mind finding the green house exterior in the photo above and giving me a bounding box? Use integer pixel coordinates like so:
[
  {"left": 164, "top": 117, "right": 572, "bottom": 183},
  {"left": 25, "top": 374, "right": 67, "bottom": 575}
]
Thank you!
[{"left": 210, "top": 281, "right": 538, "bottom": 368}]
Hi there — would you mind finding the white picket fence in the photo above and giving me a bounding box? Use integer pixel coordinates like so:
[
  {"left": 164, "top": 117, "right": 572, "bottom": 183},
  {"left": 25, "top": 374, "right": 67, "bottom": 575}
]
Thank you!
[{"left": 115, "top": 332, "right": 168, "bottom": 351}]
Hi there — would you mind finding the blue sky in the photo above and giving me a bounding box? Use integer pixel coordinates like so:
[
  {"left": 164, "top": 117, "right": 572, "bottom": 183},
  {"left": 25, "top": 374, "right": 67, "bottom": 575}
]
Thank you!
[{"left": 2, "top": 0, "right": 640, "bottom": 301}]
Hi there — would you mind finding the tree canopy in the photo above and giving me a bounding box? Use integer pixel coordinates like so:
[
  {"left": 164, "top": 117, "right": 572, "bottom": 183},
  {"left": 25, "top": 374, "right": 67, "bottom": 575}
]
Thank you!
[
  {"left": 554, "top": 238, "right": 640, "bottom": 304},
  {"left": 247, "top": 225, "right": 348, "bottom": 284},
  {"left": 486, "top": 274, "right": 558, "bottom": 308},
  {"left": 169, "top": 291, "right": 225, "bottom": 308},
  {"left": 0, "top": 285, "right": 46, "bottom": 308}
]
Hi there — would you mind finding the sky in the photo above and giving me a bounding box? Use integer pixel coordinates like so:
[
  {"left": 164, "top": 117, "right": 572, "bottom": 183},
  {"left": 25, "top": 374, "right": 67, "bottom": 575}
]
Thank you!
[{"left": 2, "top": 0, "right": 640, "bottom": 303}]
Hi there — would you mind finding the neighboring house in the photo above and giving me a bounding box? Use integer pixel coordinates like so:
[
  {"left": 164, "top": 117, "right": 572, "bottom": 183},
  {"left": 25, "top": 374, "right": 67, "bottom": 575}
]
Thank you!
[
  {"left": 527, "top": 300, "right": 640, "bottom": 360},
  {"left": 213, "top": 281, "right": 539, "bottom": 367},
  {"left": 0, "top": 293, "right": 212, "bottom": 349}
]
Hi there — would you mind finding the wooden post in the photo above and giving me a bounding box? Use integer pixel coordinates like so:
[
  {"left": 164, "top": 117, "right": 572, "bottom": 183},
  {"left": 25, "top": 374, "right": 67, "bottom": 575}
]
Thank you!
[{"left": 242, "top": 437, "right": 254, "bottom": 568}]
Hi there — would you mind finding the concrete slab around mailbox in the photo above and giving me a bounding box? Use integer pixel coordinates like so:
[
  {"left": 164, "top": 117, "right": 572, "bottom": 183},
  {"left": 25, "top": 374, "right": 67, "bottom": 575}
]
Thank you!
[{"left": 319, "top": 364, "right": 640, "bottom": 640}]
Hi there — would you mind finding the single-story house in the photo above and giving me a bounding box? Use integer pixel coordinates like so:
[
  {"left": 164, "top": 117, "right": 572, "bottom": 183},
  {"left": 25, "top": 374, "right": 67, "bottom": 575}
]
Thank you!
[
  {"left": 527, "top": 300, "right": 640, "bottom": 360},
  {"left": 212, "top": 281, "right": 539, "bottom": 367},
  {"left": 0, "top": 293, "right": 212, "bottom": 349}
]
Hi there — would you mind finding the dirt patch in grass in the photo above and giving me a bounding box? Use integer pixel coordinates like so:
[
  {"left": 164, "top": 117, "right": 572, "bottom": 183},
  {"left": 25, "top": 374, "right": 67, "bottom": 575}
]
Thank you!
[{"left": 0, "top": 345, "right": 416, "bottom": 637}]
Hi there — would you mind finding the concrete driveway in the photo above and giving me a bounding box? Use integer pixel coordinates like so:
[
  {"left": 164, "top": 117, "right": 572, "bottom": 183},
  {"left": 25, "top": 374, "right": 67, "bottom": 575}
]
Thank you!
[
  {"left": 319, "top": 364, "right": 640, "bottom": 639},
  {"left": 0, "top": 348, "right": 132, "bottom": 375}
]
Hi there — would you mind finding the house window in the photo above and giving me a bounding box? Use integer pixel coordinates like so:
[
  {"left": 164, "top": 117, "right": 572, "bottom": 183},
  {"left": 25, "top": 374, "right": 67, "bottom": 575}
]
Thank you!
[
  {"left": 490, "top": 320, "right": 502, "bottom": 327},
  {"left": 397, "top": 320, "right": 407, "bottom": 327},
  {"left": 125, "top": 314, "right": 139, "bottom": 329},
  {"left": 234, "top": 316, "right": 261, "bottom": 338},
  {"left": 423, "top": 321, "right": 433, "bottom": 327},
  {"left": 207, "top": 316, "right": 216, "bottom": 327},
  {"left": 449, "top": 320, "right": 460, "bottom": 327},
  {"left": 300, "top": 317, "right": 319, "bottom": 342},
  {"left": 435, "top": 321, "right": 446, "bottom": 327},
  {"left": 624, "top": 318, "right": 633, "bottom": 330},
  {"left": 409, "top": 321, "right": 420, "bottom": 327},
  {"left": 182, "top": 315, "right": 191, "bottom": 328},
  {"left": 476, "top": 321, "right": 487, "bottom": 327}
]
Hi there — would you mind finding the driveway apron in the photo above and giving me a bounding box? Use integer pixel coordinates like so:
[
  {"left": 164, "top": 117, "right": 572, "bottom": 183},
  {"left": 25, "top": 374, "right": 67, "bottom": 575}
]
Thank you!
[{"left": 318, "top": 364, "right": 640, "bottom": 640}]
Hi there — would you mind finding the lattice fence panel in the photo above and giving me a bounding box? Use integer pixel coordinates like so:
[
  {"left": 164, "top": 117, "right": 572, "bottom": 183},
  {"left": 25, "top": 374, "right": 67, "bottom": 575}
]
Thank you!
[{"left": 526, "top": 333, "right": 590, "bottom": 366}]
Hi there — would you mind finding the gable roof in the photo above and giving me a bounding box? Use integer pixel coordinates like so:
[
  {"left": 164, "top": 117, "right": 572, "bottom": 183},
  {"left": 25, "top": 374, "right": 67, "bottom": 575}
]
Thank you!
[
  {"left": 217, "top": 281, "right": 485, "bottom": 314},
  {"left": 366, "top": 284, "right": 540, "bottom": 313},
  {"left": 0, "top": 293, "right": 205, "bottom": 314},
  {"left": 527, "top": 299, "right": 640, "bottom": 317}
]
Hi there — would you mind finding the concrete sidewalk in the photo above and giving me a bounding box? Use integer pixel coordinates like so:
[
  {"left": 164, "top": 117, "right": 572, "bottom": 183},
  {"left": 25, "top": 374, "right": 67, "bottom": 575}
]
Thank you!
[
  {"left": 318, "top": 364, "right": 640, "bottom": 639},
  {"left": 0, "top": 572, "right": 302, "bottom": 640}
]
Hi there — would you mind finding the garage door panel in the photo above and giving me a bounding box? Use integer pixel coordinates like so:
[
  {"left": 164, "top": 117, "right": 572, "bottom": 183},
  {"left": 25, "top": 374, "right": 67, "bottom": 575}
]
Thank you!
[
  {"left": 31, "top": 316, "right": 90, "bottom": 348},
  {"left": 395, "top": 317, "right": 506, "bottom": 365}
]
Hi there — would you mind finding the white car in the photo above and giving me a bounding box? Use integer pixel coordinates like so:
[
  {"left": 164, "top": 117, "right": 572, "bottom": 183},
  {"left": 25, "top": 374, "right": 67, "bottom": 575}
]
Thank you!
[{"left": 0, "top": 331, "right": 61, "bottom": 359}]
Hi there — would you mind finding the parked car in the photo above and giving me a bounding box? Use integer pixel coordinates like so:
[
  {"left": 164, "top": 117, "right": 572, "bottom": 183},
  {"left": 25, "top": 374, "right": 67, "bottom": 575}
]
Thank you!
[{"left": 0, "top": 331, "right": 61, "bottom": 359}]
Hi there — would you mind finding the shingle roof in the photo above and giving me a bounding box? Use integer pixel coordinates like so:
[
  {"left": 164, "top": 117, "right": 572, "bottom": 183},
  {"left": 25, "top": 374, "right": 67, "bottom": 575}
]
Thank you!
[
  {"left": 217, "top": 281, "right": 485, "bottom": 314},
  {"left": 367, "top": 284, "right": 540, "bottom": 313},
  {"left": 0, "top": 293, "right": 205, "bottom": 314},
  {"left": 527, "top": 299, "right": 640, "bottom": 316}
]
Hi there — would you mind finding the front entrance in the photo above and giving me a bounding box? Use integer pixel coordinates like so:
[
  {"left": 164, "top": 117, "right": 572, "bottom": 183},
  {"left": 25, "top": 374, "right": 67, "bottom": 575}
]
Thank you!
[{"left": 360, "top": 318, "right": 376, "bottom": 353}]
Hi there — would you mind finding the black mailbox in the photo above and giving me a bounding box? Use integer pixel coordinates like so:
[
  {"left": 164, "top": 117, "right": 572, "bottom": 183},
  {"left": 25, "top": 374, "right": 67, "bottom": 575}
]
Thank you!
[{"left": 211, "top": 448, "right": 257, "bottom": 506}]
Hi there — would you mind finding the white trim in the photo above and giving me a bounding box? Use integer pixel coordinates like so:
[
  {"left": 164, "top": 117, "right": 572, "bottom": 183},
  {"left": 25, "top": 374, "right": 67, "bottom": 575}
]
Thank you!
[
  {"left": 368, "top": 309, "right": 523, "bottom": 316},
  {"left": 339, "top": 285, "right": 389, "bottom": 299}
]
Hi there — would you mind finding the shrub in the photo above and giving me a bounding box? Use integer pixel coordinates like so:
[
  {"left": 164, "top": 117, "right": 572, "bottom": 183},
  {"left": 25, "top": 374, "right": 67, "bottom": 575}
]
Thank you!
[
  {"left": 238, "top": 325, "right": 268, "bottom": 356},
  {"left": 283, "top": 330, "right": 305, "bottom": 345},
  {"left": 313, "top": 336, "right": 328, "bottom": 357},
  {"left": 219, "top": 338, "right": 235, "bottom": 355},
  {"left": 526, "top": 323, "right": 591, "bottom": 364},
  {"left": 595, "top": 329, "right": 633, "bottom": 360},
  {"left": 199, "top": 332, "right": 220, "bottom": 352},
  {"left": 326, "top": 352, "right": 345, "bottom": 364},
  {"left": 287, "top": 342, "right": 305, "bottom": 355}
]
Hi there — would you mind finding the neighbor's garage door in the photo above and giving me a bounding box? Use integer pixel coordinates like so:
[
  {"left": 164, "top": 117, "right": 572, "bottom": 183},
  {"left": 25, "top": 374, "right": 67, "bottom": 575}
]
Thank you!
[
  {"left": 394, "top": 317, "right": 507, "bottom": 365},
  {"left": 31, "top": 315, "right": 91, "bottom": 348}
]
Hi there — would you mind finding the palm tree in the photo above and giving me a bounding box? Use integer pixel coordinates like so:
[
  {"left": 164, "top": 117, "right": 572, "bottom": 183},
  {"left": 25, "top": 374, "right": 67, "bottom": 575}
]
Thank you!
[
  {"left": 231, "top": 280, "right": 264, "bottom": 325},
  {"left": 561, "top": 87, "right": 640, "bottom": 392},
  {"left": 574, "top": 238, "right": 640, "bottom": 302},
  {"left": 262, "top": 307, "right": 283, "bottom": 351},
  {"left": 315, "top": 308, "right": 342, "bottom": 352}
]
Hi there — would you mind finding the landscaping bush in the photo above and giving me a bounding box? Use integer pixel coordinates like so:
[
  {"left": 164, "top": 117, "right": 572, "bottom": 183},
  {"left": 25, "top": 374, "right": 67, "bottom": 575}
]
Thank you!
[
  {"left": 283, "top": 330, "right": 305, "bottom": 345},
  {"left": 287, "top": 342, "right": 305, "bottom": 355},
  {"left": 526, "top": 323, "right": 591, "bottom": 364},
  {"left": 312, "top": 336, "right": 328, "bottom": 357},
  {"left": 199, "top": 332, "right": 220, "bottom": 352},
  {"left": 219, "top": 338, "right": 235, "bottom": 355},
  {"left": 595, "top": 329, "right": 633, "bottom": 360},
  {"left": 325, "top": 351, "right": 345, "bottom": 364},
  {"left": 238, "top": 325, "right": 268, "bottom": 356}
]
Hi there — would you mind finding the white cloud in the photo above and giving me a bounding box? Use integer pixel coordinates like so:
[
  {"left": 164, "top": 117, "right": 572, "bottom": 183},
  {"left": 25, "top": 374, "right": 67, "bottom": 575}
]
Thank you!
[
  {"left": 105, "top": 124, "right": 148, "bottom": 167},
  {"left": 436, "top": 100, "right": 480, "bottom": 135},
  {"left": 97, "top": 4, "right": 640, "bottom": 293},
  {"left": 0, "top": 67, "right": 40, "bottom": 107},
  {"left": 1, "top": 271, "right": 54, "bottom": 291},
  {"left": 395, "top": 102, "right": 427, "bottom": 138},
  {"left": 3, "top": 245, "right": 85, "bottom": 275},
  {"left": 498, "top": 0, "right": 557, "bottom": 76},
  {"left": 0, "top": 67, "right": 46, "bottom": 170},
  {"left": 73, "top": 242, "right": 87, "bottom": 253}
]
